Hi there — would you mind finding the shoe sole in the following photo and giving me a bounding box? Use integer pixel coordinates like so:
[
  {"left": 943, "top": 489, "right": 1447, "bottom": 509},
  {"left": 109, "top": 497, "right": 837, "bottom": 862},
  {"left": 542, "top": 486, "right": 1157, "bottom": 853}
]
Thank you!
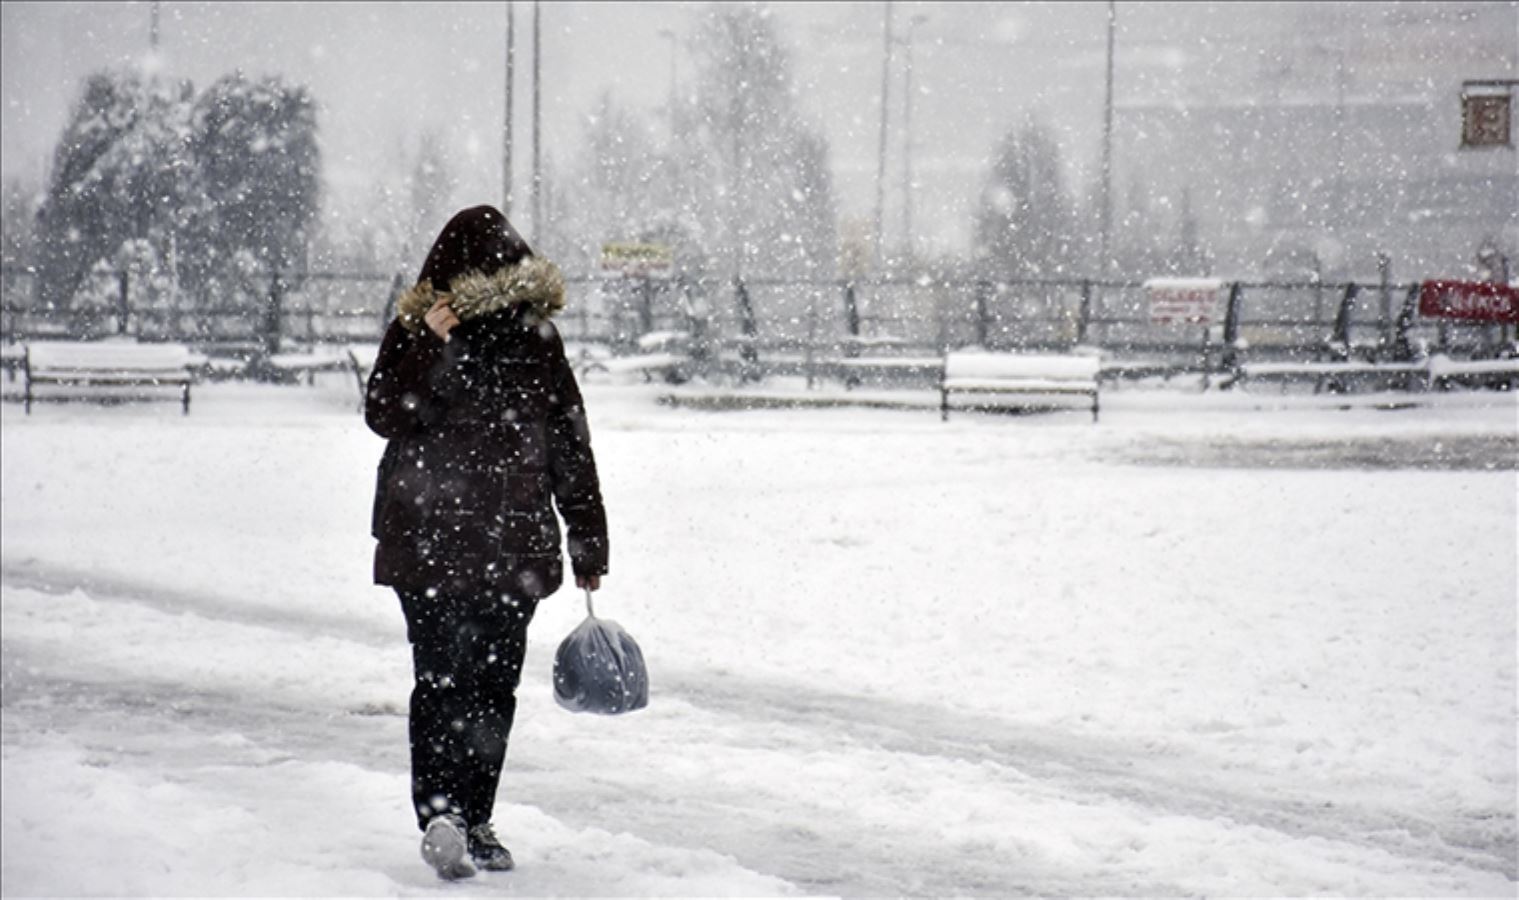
[
  {"left": 472, "top": 852, "right": 516, "bottom": 872},
  {"left": 421, "top": 821, "right": 476, "bottom": 880}
]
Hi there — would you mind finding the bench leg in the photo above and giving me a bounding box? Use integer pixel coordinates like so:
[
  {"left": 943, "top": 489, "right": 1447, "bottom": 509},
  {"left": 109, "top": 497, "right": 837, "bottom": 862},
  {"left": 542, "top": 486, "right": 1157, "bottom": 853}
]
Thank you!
[
  {"left": 183, "top": 384, "right": 191, "bottom": 415},
  {"left": 940, "top": 388, "right": 949, "bottom": 422},
  {"left": 1092, "top": 392, "right": 1099, "bottom": 423},
  {"left": 350, "top": 359, "right": 367, "bottom": 414}
]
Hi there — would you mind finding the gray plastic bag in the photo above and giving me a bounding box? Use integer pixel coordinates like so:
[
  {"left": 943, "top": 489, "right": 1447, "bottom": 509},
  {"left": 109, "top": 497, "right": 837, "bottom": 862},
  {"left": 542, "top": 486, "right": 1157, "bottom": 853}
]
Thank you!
[{"left": 553, "top": 590, "right": 649, "bottom": 715}]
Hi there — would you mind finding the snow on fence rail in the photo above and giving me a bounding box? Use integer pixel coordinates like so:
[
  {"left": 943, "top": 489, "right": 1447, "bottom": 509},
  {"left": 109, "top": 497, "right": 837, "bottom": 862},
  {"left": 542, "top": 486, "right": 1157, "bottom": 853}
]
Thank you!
[{"left": 2, "top": 268, "right": 1513, "bottom": 386}]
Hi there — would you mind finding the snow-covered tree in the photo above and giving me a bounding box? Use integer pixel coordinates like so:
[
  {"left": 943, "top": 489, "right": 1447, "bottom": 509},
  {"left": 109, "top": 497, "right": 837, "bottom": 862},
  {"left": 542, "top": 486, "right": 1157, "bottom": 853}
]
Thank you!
[
  {"left": 34, "top": 69, "right": 195, "bottom": 310},
  {"left": 973, "top": 119, "right": 1075, "bottom": 280},
  {"left": 1171, "top": 187, "right": 1212, "bottom": 276},
  {"left": 552, "top": 4, "right": 836, "bottom": 295},
  {"left": 180, "top": 72, "right": 320, "bottom": 297},
  {"left": 689, "top": 2, "right": 838, "bottom": 281},
  {"left": 554, "top": 92, "right": 662, "bottom": 272},
  {"left": 406, "top": 131, "right": 456, "bottom": 262},
  {"left": 2, "top": 177, "right": 42, "bottom": 271}
]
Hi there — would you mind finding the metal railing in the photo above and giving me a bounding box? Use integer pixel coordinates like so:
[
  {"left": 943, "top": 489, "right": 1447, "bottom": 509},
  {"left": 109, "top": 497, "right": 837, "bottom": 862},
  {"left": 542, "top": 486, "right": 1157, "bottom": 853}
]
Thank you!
[{"left": 2, "top": 266, "right": 1511, "bottom": 377}]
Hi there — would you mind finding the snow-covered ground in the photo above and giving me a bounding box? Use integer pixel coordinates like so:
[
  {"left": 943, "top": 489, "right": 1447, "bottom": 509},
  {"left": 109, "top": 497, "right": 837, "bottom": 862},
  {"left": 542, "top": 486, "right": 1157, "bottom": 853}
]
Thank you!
[{"left": 2, "top": 378, "right": 1516, "bottom": 897}]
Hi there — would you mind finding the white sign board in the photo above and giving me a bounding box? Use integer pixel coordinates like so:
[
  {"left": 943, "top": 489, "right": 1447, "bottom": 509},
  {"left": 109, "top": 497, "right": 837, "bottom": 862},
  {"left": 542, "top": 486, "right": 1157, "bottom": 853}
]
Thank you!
[
  {"left": 600, "top": 242, "right": 674, "bottom": 280},
  {"left": 1145, "top": 277, "right": 1225, "bottom": 325}
]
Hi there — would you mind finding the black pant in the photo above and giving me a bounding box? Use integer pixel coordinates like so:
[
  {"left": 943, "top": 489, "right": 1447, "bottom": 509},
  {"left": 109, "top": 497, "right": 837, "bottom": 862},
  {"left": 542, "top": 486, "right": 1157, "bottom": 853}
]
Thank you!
[{"left": 399, "top": 589, "right": 537, "bottom": 832}]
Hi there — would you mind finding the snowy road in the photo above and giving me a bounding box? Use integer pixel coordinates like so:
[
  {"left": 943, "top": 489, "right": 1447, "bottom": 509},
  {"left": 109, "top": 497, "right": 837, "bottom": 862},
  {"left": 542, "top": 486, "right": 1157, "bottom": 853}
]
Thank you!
[
  {"left": 5, "top": 567, "right": 1511, "bottom": 897},
  {"left": 2, "top": 383, "right": 1515, "bottom": 896}
]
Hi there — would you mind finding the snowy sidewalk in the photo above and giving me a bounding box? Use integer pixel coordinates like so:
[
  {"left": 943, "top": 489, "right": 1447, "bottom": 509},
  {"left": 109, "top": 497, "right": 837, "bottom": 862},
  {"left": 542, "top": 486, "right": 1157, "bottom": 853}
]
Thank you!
[{"left": 2, "top": 385, "right": 1515, "bottom": 896}]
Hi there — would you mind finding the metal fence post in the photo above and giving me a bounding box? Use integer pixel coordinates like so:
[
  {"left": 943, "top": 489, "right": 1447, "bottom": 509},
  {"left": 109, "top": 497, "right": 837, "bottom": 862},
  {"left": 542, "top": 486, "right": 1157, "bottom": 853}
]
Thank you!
[
  {"left": 117, "top": 269, "right": 130, "bottom": 335},
  {"left": 974, "top": 280, "right": 991, "bottom": 348},
  {"left": 1330, "top": 282, "right": 1359, "bottom": 353},
  {"left": 805, "top": 290, "right": 818, "bottom": 390},
  {"left": 734, "top": 275, "right": 759, "bottom": 382},
  {"left": 842, "top": 281, "right": 861, "bottom": 350},
  {"left": 639, "top": 276, "right": 654, "bottom": 336},
  {"left": 264, "top": 270, "right": 284, "bottom": 359},
  {"left": 1391, "top": 283, "right": 1420, "bottom": 363},
  {"left": 1220, "top": 281, "right": 1244, "bottom": 374},
  {"left": 1077, "top": 279, "right": 1093, "bottom": 346},
  {"left": 1377, "top": 253, "right": 1392, "bottom": 351}
]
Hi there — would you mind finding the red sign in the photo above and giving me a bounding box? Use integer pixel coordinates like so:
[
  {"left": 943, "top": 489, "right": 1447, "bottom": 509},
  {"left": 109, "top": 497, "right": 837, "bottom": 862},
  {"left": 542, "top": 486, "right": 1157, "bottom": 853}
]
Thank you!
[
  {"left": 1418, "top": 280, "right": 1519, "bottom": 324},
  {"left": 1145, "top": 278, "right": 1225, "bottom": 325}
]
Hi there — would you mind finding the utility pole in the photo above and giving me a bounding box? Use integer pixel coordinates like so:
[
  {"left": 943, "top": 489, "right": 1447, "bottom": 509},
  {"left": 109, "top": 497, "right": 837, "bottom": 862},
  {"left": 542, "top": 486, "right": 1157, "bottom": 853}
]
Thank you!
[
  {"left": 504, "top": 1, "right": 515, "bottom": 218},
  {"left": 532, "top": 0, "right": 542, "bottom": 244},
  {"left": 901, "top": 14, "right": 927, "bottom": 262},
  {"left": 731, "top": 15, "right": 748, "bottom": 279},
  {"left": 1333, "top": 42, "right": 1346, "bottom": 231},
  {"left": 150, "top": 0, "right": 160, "bottom": 50},
  {"left": 658, "top": 28, "right": 678, "bottom": 144},
  {"left": 1098, "top": 0, "right": 1116, "bottom": 276},
  {"left": 873, "top": 0, "right": 894, "bottom": 272}
]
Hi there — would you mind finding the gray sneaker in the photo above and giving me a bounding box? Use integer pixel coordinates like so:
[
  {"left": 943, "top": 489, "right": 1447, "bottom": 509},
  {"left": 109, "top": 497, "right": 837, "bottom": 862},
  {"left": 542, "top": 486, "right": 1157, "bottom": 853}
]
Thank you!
[
  {"left": 468, "top": 822, "right": 516, "bottom": 871},
  {"left": 420, "top": 814, "right": 476, "bottom": 881}
]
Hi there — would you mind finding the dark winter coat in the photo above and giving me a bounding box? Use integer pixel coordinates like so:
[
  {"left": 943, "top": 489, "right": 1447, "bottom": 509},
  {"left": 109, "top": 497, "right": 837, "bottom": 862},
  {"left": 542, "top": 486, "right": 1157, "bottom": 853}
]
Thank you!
[{"left": 365, "top": 255, "right": 609, "bottom": 602}]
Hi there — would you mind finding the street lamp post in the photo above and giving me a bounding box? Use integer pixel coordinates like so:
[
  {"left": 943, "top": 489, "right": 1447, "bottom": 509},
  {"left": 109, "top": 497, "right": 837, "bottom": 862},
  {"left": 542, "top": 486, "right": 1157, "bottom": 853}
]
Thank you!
[
  {"left": 504, "top": 1, "right": 515, "bottom": 218},
  {"left": 901, "top": 13, "right": 928, "bottom": 262},
  {"left": 1098, "top": 0, "right": 1116, "bottom": 276},
  {"left": 532, "top": 0, "right": 542, "bottom": 244},
  {"left": 873, "top": 1, "right": 894, "bottom": 272}
]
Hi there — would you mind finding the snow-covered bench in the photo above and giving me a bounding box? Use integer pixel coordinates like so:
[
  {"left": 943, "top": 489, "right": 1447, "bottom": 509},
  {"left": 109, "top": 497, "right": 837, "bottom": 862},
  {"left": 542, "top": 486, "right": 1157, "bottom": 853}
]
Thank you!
[
  {"left": 940, "top": 351, "right": 1101, "bottom": 423},
  {"left": 1427, "top": 354, "right": 1519, "bottom": 391},
  {"left": 24, "top": 341, "right": 199, "bottom": 414},
  {"left": 266, "top": 345, "right": 361, "bottom": 386},
  {"left": 577, "top": 333, "right": 692, "bottom": 384},
  {"left": 826, "top": 355, "right": 943, "bottom": 388},
  {"left": 1232, "top": 359, "right": 1429, "bottom": 394},
  {"left": 1232, "top": 354, "right": 1519, "bottom": 394},
  {"left": 578, "top": 352, "right": 688, "bottom": 383}
]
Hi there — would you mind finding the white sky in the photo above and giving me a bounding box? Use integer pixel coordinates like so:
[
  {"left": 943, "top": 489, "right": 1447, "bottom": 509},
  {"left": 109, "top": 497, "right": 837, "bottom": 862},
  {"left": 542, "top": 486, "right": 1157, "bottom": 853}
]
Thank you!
[
  {"left": 0, "top": 1, "right": 1122, "bottom": 256},
  {"left": 3, "top": 2, "right": 1514, "bottom": 258}
]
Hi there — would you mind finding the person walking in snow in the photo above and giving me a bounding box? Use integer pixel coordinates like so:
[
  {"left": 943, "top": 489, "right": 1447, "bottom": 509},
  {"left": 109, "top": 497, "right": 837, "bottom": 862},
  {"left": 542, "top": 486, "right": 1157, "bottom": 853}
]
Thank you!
[{"left": 364, "top": 205, "right": 609, "bottom": 880}]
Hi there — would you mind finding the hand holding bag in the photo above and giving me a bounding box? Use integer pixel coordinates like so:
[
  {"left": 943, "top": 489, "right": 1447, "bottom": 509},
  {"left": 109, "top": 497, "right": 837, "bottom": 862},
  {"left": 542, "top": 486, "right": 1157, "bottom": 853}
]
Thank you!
[{"left": 553, "top": 589, "right": 649, "bottom": 715}]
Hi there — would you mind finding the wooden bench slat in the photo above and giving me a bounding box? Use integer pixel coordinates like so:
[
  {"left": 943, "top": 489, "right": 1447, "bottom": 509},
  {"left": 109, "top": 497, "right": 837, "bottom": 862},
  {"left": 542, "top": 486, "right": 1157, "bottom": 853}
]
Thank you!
[
  {"left": 30, "top": 372, "right": 192, "bottom": 384},
  {"left": 943, "top": 379, "right": 1099, "bottom": 394},
  {"left": 28, "top": 344, "right": 194, "bottom": 370},
  {"left": 24, "top": 341, "right": 196, "bottom": 414},
  {"left": 946, "top": 353, "right": 1100, "bottom": 381},
  {"left": 1428, "top": 357, "right": 1519, "bottom": 377},
  {"left": 831, "top": 356, "right": 943, "bottom": 370},
  {"left": 1240, "top": 362, "right": 1426, "bottom": 377},
  {"left": 941, "top": 351, "right": 1100, "bottom": 423}
]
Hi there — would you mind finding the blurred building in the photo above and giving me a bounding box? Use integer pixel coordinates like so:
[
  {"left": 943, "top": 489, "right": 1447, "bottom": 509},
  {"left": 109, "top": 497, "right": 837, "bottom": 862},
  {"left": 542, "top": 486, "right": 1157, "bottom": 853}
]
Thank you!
[{"left": 1112, "top": 1, "right": 1517, "bottom": 282}]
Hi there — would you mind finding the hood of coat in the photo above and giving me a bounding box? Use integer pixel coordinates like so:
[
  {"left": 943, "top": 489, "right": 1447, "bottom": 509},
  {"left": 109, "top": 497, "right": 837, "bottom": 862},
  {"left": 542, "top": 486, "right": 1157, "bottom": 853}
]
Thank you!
[{"left": 395, "top": 255, "right": 566, "bottom": 334}]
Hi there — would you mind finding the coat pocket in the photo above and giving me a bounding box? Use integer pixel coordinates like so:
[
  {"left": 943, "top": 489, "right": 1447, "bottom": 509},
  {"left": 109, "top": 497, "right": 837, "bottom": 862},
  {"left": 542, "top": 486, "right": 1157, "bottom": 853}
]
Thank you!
[{"left": 499, "top": 472, "right": 559, "bottom": 554}]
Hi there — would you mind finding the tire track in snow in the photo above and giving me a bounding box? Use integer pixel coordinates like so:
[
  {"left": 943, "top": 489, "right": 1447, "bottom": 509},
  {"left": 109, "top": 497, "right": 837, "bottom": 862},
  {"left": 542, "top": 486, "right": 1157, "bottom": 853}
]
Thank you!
[
  {"left": 1, "top": 559, "right": 396, "bottom": 648},
  {"left": 657, "top": 672, "right": 1517, "bottom": 882},
  {"left": 5, "top": 562, "right": 1514, "bottom": 892},
  {"left": 0, "top": 658, "right": 1170, "bottom": 898}
]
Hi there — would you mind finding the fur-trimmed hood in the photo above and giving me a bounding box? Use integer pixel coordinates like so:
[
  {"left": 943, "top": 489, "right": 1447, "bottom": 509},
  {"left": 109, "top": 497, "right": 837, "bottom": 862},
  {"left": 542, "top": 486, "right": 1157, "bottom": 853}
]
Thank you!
[{"left": 396, "top": 256, "right": 565, "bottom": 333}]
